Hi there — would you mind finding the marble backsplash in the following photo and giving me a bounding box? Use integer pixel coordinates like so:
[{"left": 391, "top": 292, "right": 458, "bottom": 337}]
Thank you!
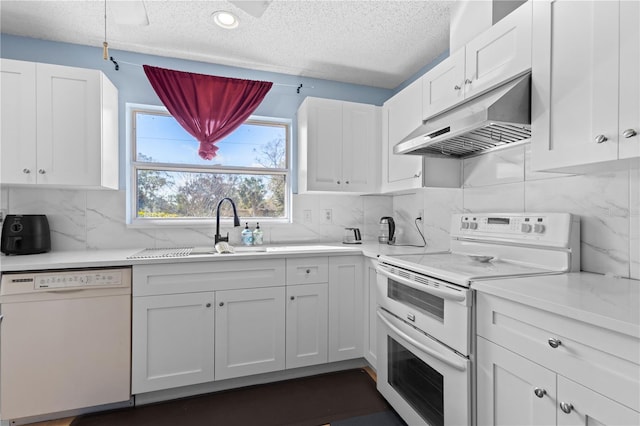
[
  {"left": 1, "top": 142, "right": 638, "bottom": 279},
  {"left": 392, "top": 143, "right": 639, "bottom": 280}
]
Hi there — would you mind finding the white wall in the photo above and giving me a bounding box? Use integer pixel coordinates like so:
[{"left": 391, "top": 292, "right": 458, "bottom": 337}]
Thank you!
[{"left": 391, "top": 143, "right": 640, "bottom": 280}]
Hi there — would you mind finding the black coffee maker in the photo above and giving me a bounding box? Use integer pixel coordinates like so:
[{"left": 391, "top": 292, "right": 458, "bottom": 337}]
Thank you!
[
  {"left": 1, "top": 214, "right": 51, "bottom": 255},
  {"left": 378, "top": 216, "right": 395, "bottom": 244}
]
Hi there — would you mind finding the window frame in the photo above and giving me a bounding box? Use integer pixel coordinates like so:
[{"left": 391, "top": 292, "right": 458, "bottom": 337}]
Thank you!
[{"left": 126, "top": 103, "right": 292, "bottom": 227}]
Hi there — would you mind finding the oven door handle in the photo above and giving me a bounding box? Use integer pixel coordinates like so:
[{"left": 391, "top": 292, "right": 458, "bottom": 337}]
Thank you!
[
  {"left": 376, "top": 265, "right": 467, "bottom": 302},
  {"left": 377, "top": 310, "right": 467, "bottom": 372}
]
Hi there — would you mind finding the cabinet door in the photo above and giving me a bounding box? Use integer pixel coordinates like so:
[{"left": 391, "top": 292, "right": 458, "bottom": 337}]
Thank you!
[
  {"left": 132, "top": 292, "right": 215, "bottom": 394},
  {"left": 285, "top": 283, "right": 328, "bottom": 369},
  {"left": 465, "top": 1, "right": 531, "bottom": 99},
  {"left": 363, "top": 262, "right": 377, "bottom": 368},
  {"left": 305, "top": 98, "right": 343, "bottom": 191},
  {"left": 382, "top": 79, "right": 423, "bottom": 192},
  {"left": 36, "top": 63, "right": 103, "bottom": 186},
  {"left": 531, "top": 0, "right": 620, "bottom": 171},
  {"left": 342, "top": 102, "right": 377, "bottom": 192},
  {"left": 422, "top": 49, "right": 465, "bottom": 120},
  {"left": 328, "top": 256, "right": 363, "bottom": 362},
  {"left": 0, "top": 59, "right": 37, "bottom": 185},
  {"left": 619, "top": 0, "right": 640, "bottom": 160},
  {"left": 215, "top": 286, "right": 285, "bottom": 380},
  {"left": 557, "top": 376, "right": 640, "bottom": 426},
  {"left": 477, "top": 337, "right": 556, "bottom": 426}
]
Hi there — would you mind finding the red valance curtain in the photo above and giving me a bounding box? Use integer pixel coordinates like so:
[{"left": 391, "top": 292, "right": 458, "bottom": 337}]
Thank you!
[{"left": 143, "top": 65, "right": 273, "bottom": 160}]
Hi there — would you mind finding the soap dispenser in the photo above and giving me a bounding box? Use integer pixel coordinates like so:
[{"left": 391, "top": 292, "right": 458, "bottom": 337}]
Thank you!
[
  {"left": 253, "top": 223, "right": 263, "bottom": 245},
  {"left": 241, "top": 223, "right": 253, "bottom": 246}
]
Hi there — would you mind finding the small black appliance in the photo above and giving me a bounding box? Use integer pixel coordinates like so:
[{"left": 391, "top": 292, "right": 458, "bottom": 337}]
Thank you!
[{"left": 1, "top": 214, "right": 51, "bottom": 255}]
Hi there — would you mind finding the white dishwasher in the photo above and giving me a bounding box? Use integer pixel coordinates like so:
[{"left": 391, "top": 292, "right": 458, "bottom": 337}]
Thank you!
[{"left": 0, "top": 267, "right": 132, "bottom": 423}]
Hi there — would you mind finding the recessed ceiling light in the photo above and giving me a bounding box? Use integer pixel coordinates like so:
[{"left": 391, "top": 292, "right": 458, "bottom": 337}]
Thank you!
[{"left": 212, "top": 11, "right": 239, "bottom": 29}]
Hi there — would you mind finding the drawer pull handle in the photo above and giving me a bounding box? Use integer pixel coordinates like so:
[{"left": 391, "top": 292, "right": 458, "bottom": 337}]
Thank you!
[
  {"left": 534, "top": 388, "right": 546, "bottom": 398},
  {"left": 548, "top": 338, "right": 562, "bottom": 348},
  {"left": 623, "top": 129, "right": 637, "bottom": 138},
  {"left": 560, "top": 402, "right": 573, "bottom": 414}
]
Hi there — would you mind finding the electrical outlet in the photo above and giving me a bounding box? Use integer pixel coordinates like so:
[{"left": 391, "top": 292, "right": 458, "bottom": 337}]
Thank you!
[
  {"left": 303, "top": 209, "right": 312, "bottom": 223},
  {"left": 417, "top": 209, "right": 424, "bottom": 220},
  {"left": 321, "top": 209, "right": 332, "bottom": 224}
]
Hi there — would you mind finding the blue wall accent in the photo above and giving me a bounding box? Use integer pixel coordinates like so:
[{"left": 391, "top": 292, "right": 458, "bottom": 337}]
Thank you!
[{"left": 1, "top": 34, "right": 393, "bottom": 190}]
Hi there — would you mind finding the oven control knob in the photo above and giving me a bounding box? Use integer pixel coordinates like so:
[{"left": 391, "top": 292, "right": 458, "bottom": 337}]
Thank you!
[
  {"left": 534, "top": 224, "right": 545, "bottom": 233},
  {"left": 521, "top": 223, "right": 532, "bottom": 233},
  {"left": 461, "top": 222, "right": 469, "bottom": 229},
  {"left": 469, "top": 222, "right": 478, "bottom": 230}
]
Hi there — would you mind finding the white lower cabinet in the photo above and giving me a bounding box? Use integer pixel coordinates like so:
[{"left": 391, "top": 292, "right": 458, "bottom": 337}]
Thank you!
[
  {"left": 328, "top": 256, "right": 364, "bottom": 362},
  {"left": 478, "top": 337, "right": 640, "bottom": 426},
  {"left": 285, "top": 283, "right": 328, "bottom": 369},
  {"left": 132, "top": 292, "right": 215, "bottom": 394},
  {"left": 215, "top": 286, "right": 286, "bottom": 381},
  {"left": 132, "top": 255, "right": 366, "bottom": 395},
  {"left": 476, "top": 292, "right": 640, "bottom": 426},
  {"left": 363, "top": 259, "right": 377, "bottom": 368}
]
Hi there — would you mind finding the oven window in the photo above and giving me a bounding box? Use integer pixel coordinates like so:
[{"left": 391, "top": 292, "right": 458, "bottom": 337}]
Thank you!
[
  {"left": 388, "top": 336, "right": 444, "bottom": 426},
  {"left": 388, "top": 279, "right": 444, "bottom": 322}
]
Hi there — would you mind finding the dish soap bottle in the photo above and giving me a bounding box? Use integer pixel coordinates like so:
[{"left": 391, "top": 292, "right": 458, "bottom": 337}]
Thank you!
[
  {"left": 241, "top": 223, "right": 253, "bottom": 246},
  {"left": 253, "top": 223, "right": 263, "bottom": 245}
]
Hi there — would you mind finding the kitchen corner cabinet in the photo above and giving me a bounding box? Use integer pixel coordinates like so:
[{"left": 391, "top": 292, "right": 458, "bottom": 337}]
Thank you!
[
  {"left": 422, "top": 1, "right": 532, "bottom": 121},
  {"left": 298, "top": 97, "right": 379, "bottom": 193},
  {"left": 0, "top": 59, "right": 119, "bottom": 189},
  {"left": 531, "top": 0, "right": 639, "bottom": 173},
  {"left": 476, "top": 292, "right": 640, "bottom": 425},
  {"left": 381, "top": 78, "right": 424, "bottom": 193},
  {"left": 328, "top": 256, "right": 364, "bottom": 362},
  {"left": 363, "top": 258, "right": 377, "bottom": 368},
  {"left": 215, "top": 286, "right": 286, "bottom": 381}
]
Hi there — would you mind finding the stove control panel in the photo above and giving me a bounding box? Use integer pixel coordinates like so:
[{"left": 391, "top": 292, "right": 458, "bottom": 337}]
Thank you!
[{"left": 452, "top": 213, "right": 577, "bottom": 247}]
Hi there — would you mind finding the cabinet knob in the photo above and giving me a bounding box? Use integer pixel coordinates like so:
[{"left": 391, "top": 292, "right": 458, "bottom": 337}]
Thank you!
[
  {"left": 594, "top": 134, "right": 608, "bottom": 144},
  {"left": 414, "top": 171, "right": 422, "bottom": 178},
  {"left": 290, "top": 296, "right": 295, "bottom": 301},
  {"left": 219, "top": 302, "right": 224, "bottom": 307},
  {"left": 206, "top": 303, "right": 211, "bottom": 308},
  {"left": 623, "top": 129, "right": 637, "bottom": 139},
  {"left": 548, "top": 338, "right": 562, "bottom": 348},
  {"left": 38, "top": 169, "right": 46, "bottom": 174},
  {"left": 337, "top": 180, "right": 341, "bottom": 184},
  {"left": 465, "top": 78, "right": 473, "bottom": 85},
  {"left": 533, "top": 388, "right": 547, "bottom": 398},
  {"left": 560, "top": 402, "right": 574, "bottom": 414},
  {"left": 306, "top": 269, "right": 311, "bottom": 274},
  {"left": 345, "top": 180, "right": 349, "bottom": 184},
  {"left": 22, "top": 168, "right": 31, "bottom": 174},
  {"left": 454, "top": 85, "right": 462, "bottom": 91}
]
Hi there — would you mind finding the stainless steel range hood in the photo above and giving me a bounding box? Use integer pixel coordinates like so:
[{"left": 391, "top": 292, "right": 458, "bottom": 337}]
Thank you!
[{"left": 395, "top": 73, "right": 531, "bottom": 158}]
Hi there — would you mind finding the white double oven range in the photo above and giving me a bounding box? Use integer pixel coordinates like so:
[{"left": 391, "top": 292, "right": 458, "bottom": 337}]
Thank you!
[{"left": 375, "top": 212, "right": 581, "bottom": 426}]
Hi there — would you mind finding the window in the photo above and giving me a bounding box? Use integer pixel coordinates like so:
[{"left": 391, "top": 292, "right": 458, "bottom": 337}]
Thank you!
[{"left": 129, "top": 106, "right": 290, "bottom": 225}]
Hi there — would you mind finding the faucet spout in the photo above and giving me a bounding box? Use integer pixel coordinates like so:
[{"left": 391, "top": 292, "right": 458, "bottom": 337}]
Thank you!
[{"left": 215, "top": 197, "right": 241, "bottom": 244}]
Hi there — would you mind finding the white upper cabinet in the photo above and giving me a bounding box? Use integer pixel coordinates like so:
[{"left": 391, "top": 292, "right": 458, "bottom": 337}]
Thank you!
[
  {"left": 381, "top": 78, "right": 424, "bottom": 193},
  {"left": 0, "top": 59, "right": 119, "bottom": 189},
  {"left": 531, "top": 0, "right": 639, "bottom": 173},
  {"left": 422, "top": 1, "right": 532, "bottom": 120},
  {"left": 298, "top": 97, "right": 379, "bottom": 193}
]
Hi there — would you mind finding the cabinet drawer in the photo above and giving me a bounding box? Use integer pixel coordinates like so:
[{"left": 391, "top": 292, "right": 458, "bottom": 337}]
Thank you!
[
  {"left": 476, "top": 292, "right": 640, "bottom": 412},
  {"left": 286, "top": 257, "right": 328, "bottom": 285},
  {"left": 133, "top": 259, "right": 286, "bottom": 296}
]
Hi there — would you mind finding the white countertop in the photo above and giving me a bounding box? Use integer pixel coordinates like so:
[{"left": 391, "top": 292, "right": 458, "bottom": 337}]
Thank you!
[
  {"left": 472, "top": 272, "right": 640, "bottom": 338},
  {"left": 0, "top": 241, "right": 434, "bottom": 272}
]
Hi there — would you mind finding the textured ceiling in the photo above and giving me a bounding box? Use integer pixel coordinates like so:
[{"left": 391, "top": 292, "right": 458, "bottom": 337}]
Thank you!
[{"left": 0, "top": 0, "right": 452, "bottom": 89}]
